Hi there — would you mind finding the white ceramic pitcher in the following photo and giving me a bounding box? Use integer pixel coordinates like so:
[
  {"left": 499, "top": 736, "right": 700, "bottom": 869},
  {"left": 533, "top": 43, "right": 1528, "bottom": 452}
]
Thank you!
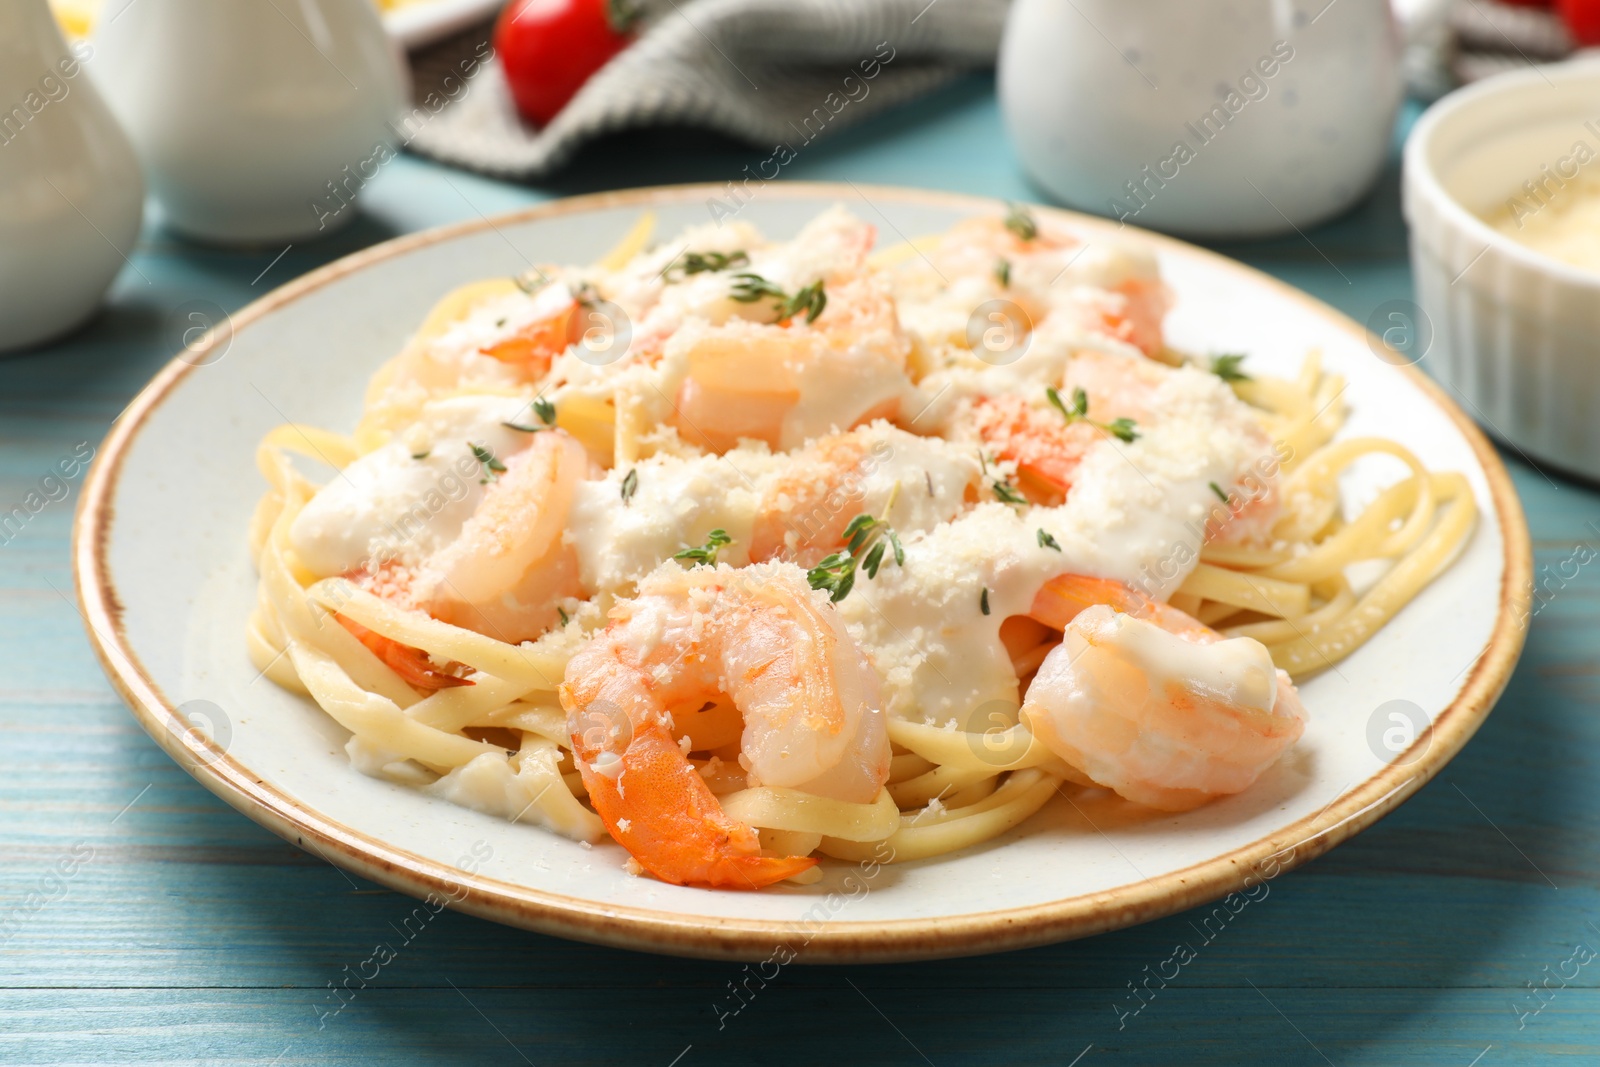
[
  {"left": 0, "top": 0, "right": 143, "bottom": 353},
  {"left": 1000, "top": 0, "right": 1403, "bottom": 238},
  {"left": 91, "top": 0, "right": 407, "bottom": 244}
]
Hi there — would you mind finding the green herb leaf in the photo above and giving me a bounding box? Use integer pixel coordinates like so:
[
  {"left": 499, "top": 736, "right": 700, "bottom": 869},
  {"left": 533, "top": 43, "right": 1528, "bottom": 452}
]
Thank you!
[
  {"left": 729, "top": 272, "right": 788, "bottom": 304},
  {"left": 1005, "top": 202, "right": 1039, "bottom": 242},
  {"left": 1211, "top": 353, "right": 1252, "bottom": 383},
  {"left": 411, "top": 450, "right": 431, "bottom": 461},
  {"left": 1209, "top": 481, "right": 1230, "bottom": 503},
  {"left": 557, "top": 606, "right": 570, "bottom": 626},
  {"left": 804, "top": 512, "right": 905, "bottom": 602},
  {"left": 783, "top": 280, "right": 828, "bottom": 324},
  {"left": 669, "top": 250, "right": 750, "bottom": 280},
  {"left": 842, "top": 512, "right": 876, "bottom": 549},
  {"left": 980, "top": 587, "right": 991, "bottom": 616},
  {"left": 1037, "top": 528, "right": 1062, "bottom": 552},
  {"left": 513, "top": 269, "right": 552, "bottom": 296},
  {"left": 1106, "top": 417, "right": 1140, "bottom": 444},
  {"left": 470, "top": 442, "right": 506, "bottom": 484},
  {"left": 620, "top": 468, "right": 638, "bottom": 503},
  {"left": 674, "top": 528, "right": 733, "bottom": 567},
  {"left": 992, "top": 479, "right": 1027, "bottom": 506},
  {"left": 500, "top": 395, "right": 558, "bottom": 435},
  {"left": 996, "top": 258, "right": 1011, "bottom": 287},
  {"left": 728, "top": 272, "right": 827, "bottom": 324},
  {"left": 1045, "top": 386, "right": 1139, "bottom": 444}
]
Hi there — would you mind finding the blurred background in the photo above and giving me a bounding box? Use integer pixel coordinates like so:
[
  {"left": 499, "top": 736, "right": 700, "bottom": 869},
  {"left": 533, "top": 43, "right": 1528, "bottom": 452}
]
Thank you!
[{"left": 6, "top": 0, "right": 1600, "bottom": 1063}]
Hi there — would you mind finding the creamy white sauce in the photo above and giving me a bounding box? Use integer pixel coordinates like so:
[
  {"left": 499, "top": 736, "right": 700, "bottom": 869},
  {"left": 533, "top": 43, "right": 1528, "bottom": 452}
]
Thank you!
[
  {"left": 566, "top": 446, "right": 783, "bottom": 595},
  {"left": 836, "top": 365, "right": 1269, "bottom": 724},
  {"left": 289, "top": 395, "right": 532, "bottom": 577},
  {"left": 425, "top": 751, "right": 561, "bottom": 824},
  {"left": 305, "top": 208, "right": 1279, "bottom": 754}
]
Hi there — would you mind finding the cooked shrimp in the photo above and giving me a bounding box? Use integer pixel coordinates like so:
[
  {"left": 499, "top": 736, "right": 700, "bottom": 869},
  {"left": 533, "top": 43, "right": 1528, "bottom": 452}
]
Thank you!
[
  {"left": 333, "top": 613, "right": 473, "bottom": 692},
  {"left": 969, "top": 349, "right": 1164, "bottom": 501},
  {"left": 559, "top": 561, "right": 890, "bottom": 888},
  {"left": 668, "top": 275, "right": 912, "bottom": 453},
  {"left": 890, "top": 212, "right": 1171, "bottom": 358},
  {"left": 414, "top": 430, "right": 590, "bottom": 643},
  {"left": 1020, "top": 574, "right": 1307, "bottom": 811},
  {"left": 476, "top": 282, "right": 583, "bottom": 380},
  {"left": 970, "top": 393, "right": 1100, "bottom": 502},
  {"left": 624, "top": 207, "right": 879, "bottom": 369},
  {"left": 335, "top": 562, "right": 475, "bottom": 692},
  {"left": 749, "top": 424, "right": 982, "bottom": 566}
]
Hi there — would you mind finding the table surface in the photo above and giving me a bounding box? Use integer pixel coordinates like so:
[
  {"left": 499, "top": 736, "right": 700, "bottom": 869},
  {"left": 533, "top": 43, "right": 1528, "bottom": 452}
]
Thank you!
[{"left": 4, "top": 74, "right": 1598, "bottom": 1067}]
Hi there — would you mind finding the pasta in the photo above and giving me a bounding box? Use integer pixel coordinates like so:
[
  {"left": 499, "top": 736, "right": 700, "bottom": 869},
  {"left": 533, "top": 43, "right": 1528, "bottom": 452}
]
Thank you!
[{"left": 247, "top": 204, "right": 1475, "bottom": 889}]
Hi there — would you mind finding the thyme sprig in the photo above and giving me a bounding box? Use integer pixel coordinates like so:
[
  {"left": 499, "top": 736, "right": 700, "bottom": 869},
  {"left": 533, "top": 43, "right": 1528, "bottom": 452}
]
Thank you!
[
  {"left": 806, "top": 512, "right": 906, "bottom": 603},
  {"left": 470, "top": 442, "right": 506, "bottom": 484},
  {"left": 1210, "top": 353, "right": 1251, "bottom": 383},
  {"left": 503, "top": 396, "right": 558, "bottom": 434},
  {"left": 1005, "top": 202, "right": 1039, "bottom": 242},
  {"left": 668, "top": 250, "right": 749, "bottom": 280},
  {"left": 674, "top": 529, "right": 732, "bottom": 567},
  {"left": 992, "top": 479, "right": 1027, "bottom": 506},
  {"left": 1046, "top": 385, "right": 1140, "bottom": 444},
  {"left": 729, "top": 273, "right": 828, "bottom": 324}
]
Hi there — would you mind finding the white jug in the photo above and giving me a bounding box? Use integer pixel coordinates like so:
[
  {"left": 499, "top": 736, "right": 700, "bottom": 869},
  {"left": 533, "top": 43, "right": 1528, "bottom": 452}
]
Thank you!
[
  {"left": 1000, "top": 0, "right": 1403, "bottom": 238},
  {"left": 0, "top": 1, "right": 143, "bottom": 353},
  {"left": 92, "top": 0, "right": 407, "bottom": 244}
]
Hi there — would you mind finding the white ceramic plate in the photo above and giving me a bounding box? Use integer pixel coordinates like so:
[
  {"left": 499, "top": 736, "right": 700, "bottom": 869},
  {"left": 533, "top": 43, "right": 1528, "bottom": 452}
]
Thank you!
[{"left": 74, "top": 184, "right": 1530, "bottom": 963}]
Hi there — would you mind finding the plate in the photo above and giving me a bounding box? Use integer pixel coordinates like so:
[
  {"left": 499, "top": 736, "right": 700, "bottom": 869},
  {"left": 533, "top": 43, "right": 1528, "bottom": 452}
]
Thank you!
[{"left": 72, "top": 184, "right": 1531, "bottom": 963}]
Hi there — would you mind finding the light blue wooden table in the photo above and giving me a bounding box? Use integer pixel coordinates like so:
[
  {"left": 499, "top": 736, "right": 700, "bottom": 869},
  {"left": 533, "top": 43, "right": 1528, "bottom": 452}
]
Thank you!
[{"left": 4, "top": 75, "right": 1598, "bottom": 1065}]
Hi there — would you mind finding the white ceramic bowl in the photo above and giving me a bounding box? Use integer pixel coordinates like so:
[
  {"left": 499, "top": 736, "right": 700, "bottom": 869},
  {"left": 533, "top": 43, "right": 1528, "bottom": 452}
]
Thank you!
[{"left": 1404, "top": 60, "right": 1600, "bottom": 480}]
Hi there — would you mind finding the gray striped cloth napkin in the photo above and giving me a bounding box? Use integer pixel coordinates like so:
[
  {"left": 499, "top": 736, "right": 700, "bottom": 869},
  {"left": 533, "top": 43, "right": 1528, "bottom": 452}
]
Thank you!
[
  {"left": 404, "top": 0, "right": 1009, "bottom": 180},
  {"left": 1402, "top": 0, "right": 1584, "bottom": 99}
]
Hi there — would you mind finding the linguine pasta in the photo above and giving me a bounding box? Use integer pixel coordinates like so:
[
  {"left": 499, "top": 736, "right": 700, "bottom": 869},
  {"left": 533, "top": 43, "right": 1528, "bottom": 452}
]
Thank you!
[{"left": 247, "top": 205, "right": 1474, "bottom": 888}]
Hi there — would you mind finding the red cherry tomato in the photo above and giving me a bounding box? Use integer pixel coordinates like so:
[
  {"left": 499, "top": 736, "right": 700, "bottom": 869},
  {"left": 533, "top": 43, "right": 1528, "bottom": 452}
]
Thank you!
[
  {"left": 1560, "top": 0, "right": 1600, "bottom": 44},
  {"left": 495, "top": 0, "right": 636, "bottom": 128}
]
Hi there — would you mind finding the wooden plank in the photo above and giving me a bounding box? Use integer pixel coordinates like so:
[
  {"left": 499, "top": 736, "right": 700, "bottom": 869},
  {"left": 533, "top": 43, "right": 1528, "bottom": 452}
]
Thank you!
[{"left": 0, "top": 988, "right": 1589, "bottom": 1065}]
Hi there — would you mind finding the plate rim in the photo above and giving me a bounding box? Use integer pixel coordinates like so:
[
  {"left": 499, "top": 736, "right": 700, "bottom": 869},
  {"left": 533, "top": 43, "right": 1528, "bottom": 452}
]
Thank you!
[{"left": 71, "top": 181, "right": 1534, "bottom": 963}]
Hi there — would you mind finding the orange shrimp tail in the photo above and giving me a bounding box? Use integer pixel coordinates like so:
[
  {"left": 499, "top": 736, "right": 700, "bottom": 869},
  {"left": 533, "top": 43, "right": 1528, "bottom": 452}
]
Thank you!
[
  {"left": 1029, "top": 574, "right": 1210, "bottom": 640},
  {"left": 481, "top": 302, "right": 577, "bottom": 378},
  {"left": 712, "top": 854, "right": 819, "bottom": 887},
  {"left": 572, "top": 715, "right": 812, "bottom": 890},
  {"left": 333, "top": 614, "right": 474, "bottom": 692}
]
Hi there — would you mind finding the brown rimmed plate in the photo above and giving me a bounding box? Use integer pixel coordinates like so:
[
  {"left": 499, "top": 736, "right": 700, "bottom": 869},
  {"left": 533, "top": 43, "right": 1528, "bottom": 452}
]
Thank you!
[{"left": 72, "top": 184, "right": 1531, "bottom": 963}]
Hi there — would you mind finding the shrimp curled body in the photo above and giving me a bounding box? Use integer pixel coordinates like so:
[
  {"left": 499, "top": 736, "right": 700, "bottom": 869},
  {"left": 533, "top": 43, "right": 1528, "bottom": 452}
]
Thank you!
[
  {"left": 560, "top": 562, "right": 890, "bottom": 888},
  {"left": 1022, "top": 575, "right": 1307, "bottom": 811}
]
